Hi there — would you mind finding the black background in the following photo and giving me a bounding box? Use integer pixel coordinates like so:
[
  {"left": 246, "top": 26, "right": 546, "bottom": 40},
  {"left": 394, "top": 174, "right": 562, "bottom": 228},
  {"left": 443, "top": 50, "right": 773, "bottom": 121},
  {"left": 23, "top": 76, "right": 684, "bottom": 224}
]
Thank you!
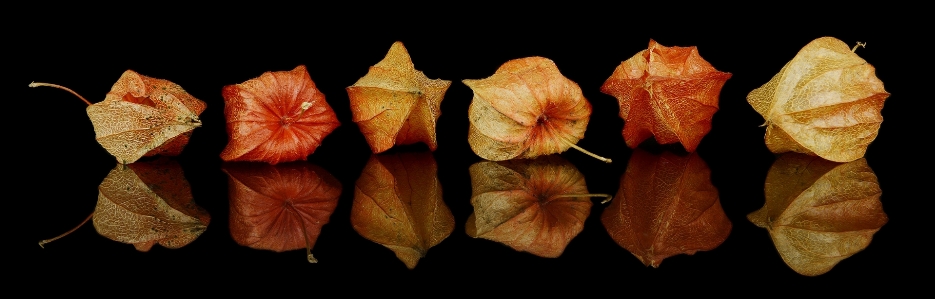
[{"left": 19, "top": 5, "right": 919, "bottom": 294}]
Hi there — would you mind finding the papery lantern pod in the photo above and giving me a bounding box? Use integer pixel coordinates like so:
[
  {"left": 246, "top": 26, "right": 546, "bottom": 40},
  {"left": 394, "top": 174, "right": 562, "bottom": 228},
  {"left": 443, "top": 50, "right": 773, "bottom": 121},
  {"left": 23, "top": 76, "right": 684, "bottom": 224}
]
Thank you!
[
  {"left": 464, "top": 57, "right": 610, "bottom": 163},
  {"left": 351, "top": 152, "right": 453, "bottom": 269},
  {"left": 601, "top": 39, "right": 731, "bottom": 152},
  {"left": 602, "top": 149, "right": 730, "bottom": 267},
  {"left": 747, "top": 37, "right": 888, "bottom": 162},
  {"left": 466, "top": 155, "right": 609, "bottom": 258},
  {"left": 748, "top": 153, "right": 887, "bottom": 276},
  {"left": 30, "top": 70, "right": 206, "bottom": 164},
  {"left": 347, "top": 42, "right": 451, "bottom": 153},
  {"left": 38, "top": 158, "right": 210, "bottom": 251},
  {"left": 221, "top": 65, "right": 340, "bottom": 164},
  {"left": 225, "top": 162, "right": 341, "bottom": 263}
]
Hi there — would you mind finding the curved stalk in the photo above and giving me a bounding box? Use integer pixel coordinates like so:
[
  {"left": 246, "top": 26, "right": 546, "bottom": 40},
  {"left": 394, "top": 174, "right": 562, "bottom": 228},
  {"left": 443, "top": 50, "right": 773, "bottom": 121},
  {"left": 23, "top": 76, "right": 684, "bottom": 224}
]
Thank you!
[
  {"left": 554, "top": 193, "right": 613, "bottom": 204},
  {"left": 851, "top": 41, "right": 866, "bottom": 52},
  {"left": 562, "top": 139, "right": 612, "bottom": 163},
  {"left": 29, "top": 82, "right": 92, "bottom": 106},
  {"left": 288, "top": 202, "right": 318, "bottom": 263},
  {"left": 39, "top": 211, "right": 94, "bottom": 248}
]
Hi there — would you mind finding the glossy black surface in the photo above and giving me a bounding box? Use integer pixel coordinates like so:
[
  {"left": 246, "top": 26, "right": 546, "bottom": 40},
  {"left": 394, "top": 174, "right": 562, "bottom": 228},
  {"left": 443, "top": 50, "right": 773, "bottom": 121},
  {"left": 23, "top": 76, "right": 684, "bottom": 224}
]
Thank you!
[{"left": 22, "top": 6, "right": 915, "bottom": 292}]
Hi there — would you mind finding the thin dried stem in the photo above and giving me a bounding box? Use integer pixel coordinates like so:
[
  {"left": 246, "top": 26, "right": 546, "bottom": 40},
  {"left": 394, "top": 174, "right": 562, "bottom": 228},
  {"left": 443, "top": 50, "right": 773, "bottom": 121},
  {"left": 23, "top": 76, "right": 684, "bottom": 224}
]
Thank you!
[
  {"left": 852, "top": 42, "right": 867, "bottom": 52},
  {"left": 298, "top": 101, "right": 313, "bottom": 115},
  {"left": 29, "top": 82, "right": 92, "bottom": 106},
  {"left": 288, "top": 202, "right": 318, "bottom": 263},
  {"left": 554, "top": 193, "right": 613, "bottom": 204},
  {"left": 283, "top": 102, "right": 315, "bottom": 125},
  {"left": 38, "top": 211, "right": 94, "bottom": 248},
  {"left": 562, "top": 139, "right": 612, "bottom": 163}
]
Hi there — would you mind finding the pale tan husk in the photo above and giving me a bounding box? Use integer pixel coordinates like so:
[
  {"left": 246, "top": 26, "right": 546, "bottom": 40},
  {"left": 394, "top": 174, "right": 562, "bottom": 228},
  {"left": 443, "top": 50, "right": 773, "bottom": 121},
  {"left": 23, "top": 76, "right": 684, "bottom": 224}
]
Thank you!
[
  {"left": 464, "top": 57, "right": 591, "bottom": 161},
  {"left": 748, "top": 154, "right": 887, "bottom": 276},
  {"left": 347, "top": 42, "right": 450, "bottom": 153},
  {"left": 747, "top": 37, "right": 888, "bottom": 162}
]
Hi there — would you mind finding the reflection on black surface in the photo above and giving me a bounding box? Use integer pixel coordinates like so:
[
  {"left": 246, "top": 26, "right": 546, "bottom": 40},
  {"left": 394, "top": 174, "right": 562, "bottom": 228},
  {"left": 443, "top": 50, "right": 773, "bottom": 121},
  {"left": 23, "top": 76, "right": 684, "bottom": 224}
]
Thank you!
[
  {"left": 224, "top": 162, "right": 341, "bottom": 263},
  {"left": 52, "top": 158, "right": 211, "bottom": 252},
  {"left": 93, "top": 159, "right": 210, "bottom": 251},
  {"left": 465, "top": 155, "right": 603, "bottom": 258},
  {"left": 748, "top": 153, "right": 887, "bottom": 276},
  {"left": 351, "top": 152, "right": 453, "bottom": 269},
  {"left": 602, "top": 149, "right": 730, "bottom": 267},
  {"left": 27, "top": 22, "right": 903, "bottom": 286}
]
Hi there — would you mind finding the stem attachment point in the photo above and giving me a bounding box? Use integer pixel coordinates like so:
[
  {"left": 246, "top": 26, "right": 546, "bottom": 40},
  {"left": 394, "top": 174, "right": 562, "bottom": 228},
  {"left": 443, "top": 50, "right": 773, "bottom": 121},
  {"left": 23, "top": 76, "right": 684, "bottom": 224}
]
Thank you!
[{"left": 852, "top": 41, "right": 867, "bottom": 52}]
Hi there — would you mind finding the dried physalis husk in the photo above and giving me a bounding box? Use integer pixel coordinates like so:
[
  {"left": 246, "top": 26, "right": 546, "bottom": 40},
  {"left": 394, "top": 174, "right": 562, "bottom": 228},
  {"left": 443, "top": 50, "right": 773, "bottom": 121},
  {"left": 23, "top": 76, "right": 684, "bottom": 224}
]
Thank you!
[
  {"left": 466, "top": 155, "right": 608, "bottom": 257},
  {"left": 351, "top": 152, "right": 453, "bottom": 269},
  {"left": 747, "top": 37, "right": 889, "bottom": 162},
  {"left": 30, "top": 70, "right": 206, "bottom": 164},
  {"left": 464, "top": 57, "right": 610, "bottom": 163},
  {"left": 748, "top": 153, "right": 887, "bottom": 276},
  {"left": 601, "top": 39, "right": 731, "bottom": 152},
  {"left": 347, "top": 42, "right": 451, "bottom": 153},
  {"left": 602, "top": 150, "right": 730, "bottom": 267}
]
